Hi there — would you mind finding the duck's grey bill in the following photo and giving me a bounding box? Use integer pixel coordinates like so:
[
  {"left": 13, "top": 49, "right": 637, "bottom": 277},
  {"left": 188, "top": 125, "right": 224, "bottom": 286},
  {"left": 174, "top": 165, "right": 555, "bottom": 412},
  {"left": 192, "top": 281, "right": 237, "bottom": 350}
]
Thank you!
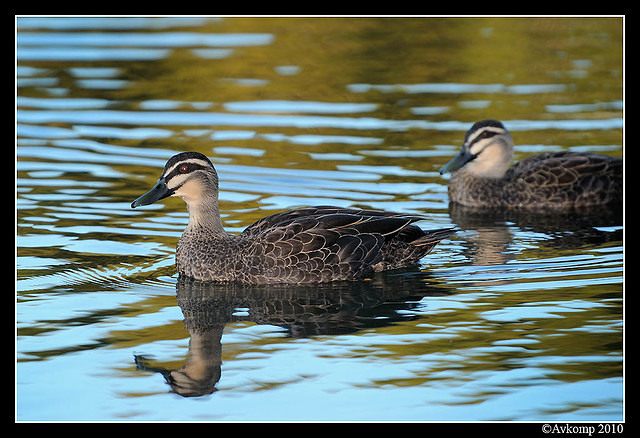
[
  {"left": 131, "top": 178, "right": 173, "bottom": 208},
  {"left": 439, "top": 149, "right": 477, "bottom": 175}
]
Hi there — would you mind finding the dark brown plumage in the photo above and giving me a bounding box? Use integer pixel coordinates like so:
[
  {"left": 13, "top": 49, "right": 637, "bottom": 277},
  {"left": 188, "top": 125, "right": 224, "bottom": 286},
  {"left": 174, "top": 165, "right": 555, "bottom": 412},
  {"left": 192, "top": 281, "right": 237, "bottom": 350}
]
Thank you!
[
  {"left": 440, "top": 120, "right": 623, "bottom": 209},
  {"left": 132, "top": 152, "right": 455, "bottom": 284}
]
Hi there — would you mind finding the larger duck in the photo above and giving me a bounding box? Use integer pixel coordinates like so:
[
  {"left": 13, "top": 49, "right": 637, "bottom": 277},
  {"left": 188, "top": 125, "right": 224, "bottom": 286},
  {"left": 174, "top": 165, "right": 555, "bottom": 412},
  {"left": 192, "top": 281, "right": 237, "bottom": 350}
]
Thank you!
[
  {"left": 132, "top": 152, "right": 455, "bottom": 284},
  {"left": 439, "top": 119, "right": 623, "bottom": 209}
]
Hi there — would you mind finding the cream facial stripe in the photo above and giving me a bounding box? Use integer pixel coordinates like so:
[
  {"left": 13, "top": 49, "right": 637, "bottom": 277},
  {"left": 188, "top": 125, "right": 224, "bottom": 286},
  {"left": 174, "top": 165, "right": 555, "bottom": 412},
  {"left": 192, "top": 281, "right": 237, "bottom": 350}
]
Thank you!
[
  {"left": 163, "top": 158, "right": 212, "bottom": 178},
  {"left": 465, "top": 126, "right": 505, "bottom": 147},
  {"left": 162, "top": 158, "right": 212, "bottom": 191},
  {"left": 165, "top": 173, "right": 191, "bottom": 191}
]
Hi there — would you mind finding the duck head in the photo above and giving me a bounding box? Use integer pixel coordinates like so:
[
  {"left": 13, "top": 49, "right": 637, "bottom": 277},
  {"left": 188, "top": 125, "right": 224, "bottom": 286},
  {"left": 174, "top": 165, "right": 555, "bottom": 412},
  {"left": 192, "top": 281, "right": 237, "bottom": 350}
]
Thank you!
[{"left": 440, "top": 119, "right": 514, "bottom": 178}]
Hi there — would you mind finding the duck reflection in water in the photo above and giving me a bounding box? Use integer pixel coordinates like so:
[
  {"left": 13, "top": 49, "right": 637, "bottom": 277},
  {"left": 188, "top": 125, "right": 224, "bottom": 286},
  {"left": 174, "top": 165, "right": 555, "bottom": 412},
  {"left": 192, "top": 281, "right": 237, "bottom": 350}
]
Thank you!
[
  {"left": 448, "top": 202, "right": 623, "bottom": 269},
  {"left": 134, "top": 273, "right": 451, "bottom": 397}
]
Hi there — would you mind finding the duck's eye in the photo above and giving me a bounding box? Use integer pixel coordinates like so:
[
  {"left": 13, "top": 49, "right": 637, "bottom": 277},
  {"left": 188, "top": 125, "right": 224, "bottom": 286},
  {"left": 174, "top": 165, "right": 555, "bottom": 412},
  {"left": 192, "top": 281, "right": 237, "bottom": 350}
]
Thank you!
[
  {"left": 180, "top": 164, "right": 189, "bottom": 173},
  {"left": 480, "top": 130, "right": 497, "bottom": 139}
]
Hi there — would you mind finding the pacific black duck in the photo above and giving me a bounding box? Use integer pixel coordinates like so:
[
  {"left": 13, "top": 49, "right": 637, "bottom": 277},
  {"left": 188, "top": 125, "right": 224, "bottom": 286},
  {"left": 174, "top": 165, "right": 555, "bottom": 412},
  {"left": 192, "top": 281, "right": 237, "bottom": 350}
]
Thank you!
[
  {"left": 439, "top": 119, "right": 623, "bottom": 209},
  {"left": 131, "top": 152, "right": 455, "bottom": 284}
]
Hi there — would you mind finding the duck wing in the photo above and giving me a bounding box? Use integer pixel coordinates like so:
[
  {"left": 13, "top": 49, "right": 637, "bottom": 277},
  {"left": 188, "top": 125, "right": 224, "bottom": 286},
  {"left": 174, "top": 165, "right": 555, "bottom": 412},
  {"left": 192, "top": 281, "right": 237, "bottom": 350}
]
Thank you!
[
  {"left": 507, "top": 152, "right": 622, "bottom": 207},
  {"left": 241, "top": 208, "right": 454, "bottom": 283},
  {"left": 241, "top": 206, "right": 413, "bottom": 238}
]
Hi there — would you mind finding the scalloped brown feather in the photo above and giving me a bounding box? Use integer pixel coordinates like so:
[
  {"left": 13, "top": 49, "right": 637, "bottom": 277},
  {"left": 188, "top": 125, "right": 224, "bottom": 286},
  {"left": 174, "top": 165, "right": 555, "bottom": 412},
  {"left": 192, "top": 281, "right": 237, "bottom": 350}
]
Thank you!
[
  {"left": 176, "top": 207, "right": 455, "bottom": 284},
  {"left": 448, "top": 151, "right": 622, "bottom": 209}
]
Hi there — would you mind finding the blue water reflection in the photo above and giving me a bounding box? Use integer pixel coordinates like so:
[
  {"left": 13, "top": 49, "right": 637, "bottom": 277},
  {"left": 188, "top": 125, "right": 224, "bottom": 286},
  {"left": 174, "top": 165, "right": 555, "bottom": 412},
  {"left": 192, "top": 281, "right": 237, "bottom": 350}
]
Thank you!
[
  {"left": 17, "top": 31, "right": 274, "bottom": 47},
  {"left": 17, "top": 109, "right": 623, "bottom": 131},
  {"left": 16, "top": 16, "right": 217, "bottom": 30}
]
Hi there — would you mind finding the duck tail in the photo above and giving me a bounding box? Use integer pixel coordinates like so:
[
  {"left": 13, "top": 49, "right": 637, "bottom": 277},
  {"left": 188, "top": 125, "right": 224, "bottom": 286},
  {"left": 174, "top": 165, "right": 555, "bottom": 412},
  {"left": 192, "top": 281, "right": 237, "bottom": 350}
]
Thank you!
[{"left": 412, "top": 227, "right": 457, "bottom": 247}]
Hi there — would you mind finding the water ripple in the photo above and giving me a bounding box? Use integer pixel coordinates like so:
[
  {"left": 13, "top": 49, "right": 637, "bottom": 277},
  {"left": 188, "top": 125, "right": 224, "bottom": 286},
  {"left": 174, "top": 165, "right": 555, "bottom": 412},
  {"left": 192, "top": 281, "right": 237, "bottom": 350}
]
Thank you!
[{"left": 17, "top": 109, "right": 623, "bottom": 131}]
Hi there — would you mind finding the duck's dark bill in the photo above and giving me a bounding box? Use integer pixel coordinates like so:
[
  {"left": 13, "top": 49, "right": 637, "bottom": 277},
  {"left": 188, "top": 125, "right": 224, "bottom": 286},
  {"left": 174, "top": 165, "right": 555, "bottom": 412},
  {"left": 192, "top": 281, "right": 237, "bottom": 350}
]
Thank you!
[
  {"left": 131, "top": 178, "right": 174, "bottom": 208},
  {"left": 439, "top": 149, "right": 477, "bottom": 175}
]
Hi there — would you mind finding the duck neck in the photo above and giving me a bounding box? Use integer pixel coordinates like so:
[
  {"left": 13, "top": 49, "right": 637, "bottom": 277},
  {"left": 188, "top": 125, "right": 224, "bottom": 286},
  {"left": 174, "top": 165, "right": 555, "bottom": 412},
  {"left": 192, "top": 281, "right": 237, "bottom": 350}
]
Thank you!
[{"left": 183, "top": 190, "right": 227, "bottom": 237}]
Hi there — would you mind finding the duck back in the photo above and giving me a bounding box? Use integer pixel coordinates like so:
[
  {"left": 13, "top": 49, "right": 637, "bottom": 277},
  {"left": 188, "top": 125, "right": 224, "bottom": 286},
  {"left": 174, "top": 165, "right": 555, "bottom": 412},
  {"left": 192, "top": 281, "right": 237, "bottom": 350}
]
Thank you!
[
  {"left": 449, "top": 151, "right": 622, "bottom": 209},
  {"left": 177, "top": 206, "right": 455, "bottom": 284}
]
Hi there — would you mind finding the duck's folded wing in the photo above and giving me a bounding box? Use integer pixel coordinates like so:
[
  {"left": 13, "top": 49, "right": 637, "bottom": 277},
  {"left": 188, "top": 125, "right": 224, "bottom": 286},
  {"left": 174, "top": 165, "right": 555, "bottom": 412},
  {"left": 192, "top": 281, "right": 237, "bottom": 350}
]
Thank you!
[
  {"left": 243, "top": 212, "right": 429, "bottom": 282},
  {"left": 241, "top": 205, "right": 423, "bottom": 238},
  {"left": 509, "top": 152, "right": 622, "bottom": 205}
]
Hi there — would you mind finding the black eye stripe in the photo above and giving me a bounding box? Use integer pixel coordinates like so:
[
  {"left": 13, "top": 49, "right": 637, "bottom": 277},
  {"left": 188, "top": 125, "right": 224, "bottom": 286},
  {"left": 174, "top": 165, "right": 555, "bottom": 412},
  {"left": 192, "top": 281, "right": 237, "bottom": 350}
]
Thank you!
[
  {"left": 466, "top": 128, "right": 503, "bottom": 150},
  {"left": 164, "top": 162, "right": 209, "bottom": 180},
  {"left": 471, "top": 129, "right": 497, "bottom": 143},
  {"left": 480, "top": 130, "right": 497, "bottom": 139}
]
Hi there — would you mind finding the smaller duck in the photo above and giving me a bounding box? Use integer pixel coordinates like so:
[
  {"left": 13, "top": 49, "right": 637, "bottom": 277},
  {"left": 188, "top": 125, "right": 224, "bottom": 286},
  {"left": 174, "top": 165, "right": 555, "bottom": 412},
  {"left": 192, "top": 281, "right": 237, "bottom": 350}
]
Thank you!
[
  {"left": 439, "top": 119, "right": 623, "bottom": 209},
  {"left": 131, "top": 151, "right": 455, "bottom": 284}
]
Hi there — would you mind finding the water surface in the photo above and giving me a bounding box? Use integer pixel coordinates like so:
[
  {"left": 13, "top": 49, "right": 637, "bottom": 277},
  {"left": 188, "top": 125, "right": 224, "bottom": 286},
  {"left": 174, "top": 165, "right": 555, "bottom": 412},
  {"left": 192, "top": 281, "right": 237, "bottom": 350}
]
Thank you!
[{"left": 16, "top": 16, "right": 623, "bottom": 421}]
